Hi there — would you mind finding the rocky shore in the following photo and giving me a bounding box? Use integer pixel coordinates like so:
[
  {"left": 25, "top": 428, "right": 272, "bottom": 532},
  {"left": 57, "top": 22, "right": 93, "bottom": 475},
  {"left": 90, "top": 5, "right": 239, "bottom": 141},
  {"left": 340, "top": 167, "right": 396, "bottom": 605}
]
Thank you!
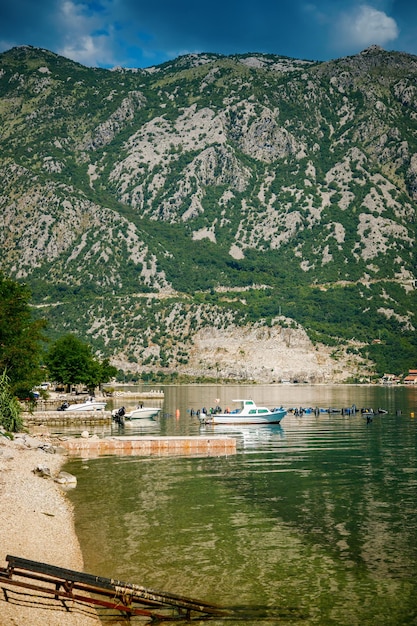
[{"left": 0, "top": 432, "right": 100, "bottom": 625}]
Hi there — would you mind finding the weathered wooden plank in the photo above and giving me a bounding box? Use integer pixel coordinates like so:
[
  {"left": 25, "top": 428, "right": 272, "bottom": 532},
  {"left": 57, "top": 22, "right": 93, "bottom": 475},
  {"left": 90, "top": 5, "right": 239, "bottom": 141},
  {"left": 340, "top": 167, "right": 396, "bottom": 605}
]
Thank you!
[
  {"left": 4, "top": 555, "right": 230, "bottom": 618},
  {"left": 6, "top": 555, "right": 114, "bottom": 590}
]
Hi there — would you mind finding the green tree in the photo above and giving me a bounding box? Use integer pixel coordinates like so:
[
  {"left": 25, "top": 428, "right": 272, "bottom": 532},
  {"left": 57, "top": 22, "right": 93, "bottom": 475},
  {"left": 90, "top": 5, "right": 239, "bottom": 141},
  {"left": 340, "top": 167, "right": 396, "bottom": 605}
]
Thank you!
[
  {"left": 0, "top": 370, "right": 23, "bottom": 432},
  {"left": 97, "top": 358, "right": 118, "bottom": 389},
  {"left": 0, "top": 273, "right": 47, "bottom": 396},
  {"left": 82, "top": 357, "right": 117, "bottom": 391},
  {"left": 45, "top": 334, "right": 117, "bottom": 391}
]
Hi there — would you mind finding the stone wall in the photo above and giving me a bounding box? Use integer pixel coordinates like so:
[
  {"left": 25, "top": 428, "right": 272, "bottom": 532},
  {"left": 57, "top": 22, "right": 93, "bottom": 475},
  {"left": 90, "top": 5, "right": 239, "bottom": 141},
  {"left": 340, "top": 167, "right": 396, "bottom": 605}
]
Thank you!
[{"left": 23, "top": 411, "right": 112, "bottom": 426}]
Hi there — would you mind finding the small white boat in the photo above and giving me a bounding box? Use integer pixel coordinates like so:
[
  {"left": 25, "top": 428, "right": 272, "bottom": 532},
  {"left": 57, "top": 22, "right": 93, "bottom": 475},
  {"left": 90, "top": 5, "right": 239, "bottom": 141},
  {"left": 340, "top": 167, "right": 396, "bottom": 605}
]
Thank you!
[
  {"left": 198, "top": 399, "right": 286, "bottom": 425},
  {"left": 126, "top": 407, "right": 161, "bottom": 420},
  {"left": 112, "top": 406, "right": 161, "bottom": 420},
  {"left": 58, "top": 398, "right": 107, "bottom": 412}
]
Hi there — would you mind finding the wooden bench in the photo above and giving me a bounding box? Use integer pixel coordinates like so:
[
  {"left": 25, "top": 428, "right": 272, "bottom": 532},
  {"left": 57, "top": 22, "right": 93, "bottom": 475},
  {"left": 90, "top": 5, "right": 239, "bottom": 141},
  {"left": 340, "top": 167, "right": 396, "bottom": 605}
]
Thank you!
[{"left": 1, "top": 554, "right": 229, "bottom": 620}]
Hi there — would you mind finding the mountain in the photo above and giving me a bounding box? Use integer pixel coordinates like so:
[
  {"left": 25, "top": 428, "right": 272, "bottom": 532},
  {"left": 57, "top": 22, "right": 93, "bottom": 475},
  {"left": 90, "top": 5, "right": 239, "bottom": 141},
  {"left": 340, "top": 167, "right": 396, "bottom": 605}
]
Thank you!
[{"left": 1, "top": 44, "right": 416, "bottom": 383}]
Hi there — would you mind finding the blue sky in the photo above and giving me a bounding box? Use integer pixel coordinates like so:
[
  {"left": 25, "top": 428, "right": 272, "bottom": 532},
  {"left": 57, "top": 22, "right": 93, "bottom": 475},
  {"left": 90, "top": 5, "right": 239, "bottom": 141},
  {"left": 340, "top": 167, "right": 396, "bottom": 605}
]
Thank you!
[{"left": 0, "top": 0, "right": 416, "bottom": 68}]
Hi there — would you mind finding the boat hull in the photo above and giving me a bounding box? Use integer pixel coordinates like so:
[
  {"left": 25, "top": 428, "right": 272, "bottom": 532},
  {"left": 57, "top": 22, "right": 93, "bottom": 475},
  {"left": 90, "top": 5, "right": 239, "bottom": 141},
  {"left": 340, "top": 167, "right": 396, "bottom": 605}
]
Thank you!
[
  {"left": 201, "top": 410, "right": 286, "bottom": 425},
  {"left": 64, "top": 402, "right": 107, "bottom": 411},
  {"left": 125, "top": 407, "right": 161, "bottom": 420}
]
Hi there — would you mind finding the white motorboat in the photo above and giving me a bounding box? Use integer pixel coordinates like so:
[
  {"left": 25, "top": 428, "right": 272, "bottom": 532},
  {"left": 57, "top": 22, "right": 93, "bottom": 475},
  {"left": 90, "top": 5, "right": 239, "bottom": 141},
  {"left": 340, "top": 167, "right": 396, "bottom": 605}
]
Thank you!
[
  {"left": 112, "top": 406, "right": 161, "bottom": 420},
  {"left": 126, "top": 407, "right": 161, "bottom": 420},
  {"left": 198, "top": 399, "right": 286, "bottom": 425},
  {"left": 58, "top": 398, "right": 107, "bottom": 411}
]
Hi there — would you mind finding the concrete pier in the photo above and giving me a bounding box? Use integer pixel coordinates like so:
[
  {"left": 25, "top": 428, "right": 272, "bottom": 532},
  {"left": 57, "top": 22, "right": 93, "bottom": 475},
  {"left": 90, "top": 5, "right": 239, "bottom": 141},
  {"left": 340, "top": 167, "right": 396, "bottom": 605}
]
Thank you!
[{"left": 60, "top": 435, "right": 236, "bottom": 458}]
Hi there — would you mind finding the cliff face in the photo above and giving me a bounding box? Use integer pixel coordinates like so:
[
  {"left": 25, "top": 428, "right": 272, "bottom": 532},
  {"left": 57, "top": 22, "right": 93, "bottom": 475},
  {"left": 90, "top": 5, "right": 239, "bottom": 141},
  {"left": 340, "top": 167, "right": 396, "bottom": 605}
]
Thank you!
[
  {"left": 184, "top": 323, "right": 362, "bottom": 383},
  {"left": 107, "top": 321, "right": 359, "bottom": 383},
  {"left": 1, "top": 45, "right": 416, "bottom": 379}
]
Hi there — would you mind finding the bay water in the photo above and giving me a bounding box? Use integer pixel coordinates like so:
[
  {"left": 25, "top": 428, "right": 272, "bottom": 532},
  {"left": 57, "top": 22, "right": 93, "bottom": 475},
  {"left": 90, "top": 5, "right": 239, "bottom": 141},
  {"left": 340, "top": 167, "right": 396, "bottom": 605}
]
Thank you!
[{"left": 64, "top": 384, "right": 417, "bottom": 625}]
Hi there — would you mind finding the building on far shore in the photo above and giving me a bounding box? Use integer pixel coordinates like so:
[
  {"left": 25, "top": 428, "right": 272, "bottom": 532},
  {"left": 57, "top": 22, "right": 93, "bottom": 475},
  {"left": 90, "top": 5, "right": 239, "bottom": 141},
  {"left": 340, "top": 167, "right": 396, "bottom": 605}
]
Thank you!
[
  {"left": 403, "top": 369, "right": 417, "bottom": 384},
  {"left": 381, "top": 374, "right": 400, "bottom": 384}
]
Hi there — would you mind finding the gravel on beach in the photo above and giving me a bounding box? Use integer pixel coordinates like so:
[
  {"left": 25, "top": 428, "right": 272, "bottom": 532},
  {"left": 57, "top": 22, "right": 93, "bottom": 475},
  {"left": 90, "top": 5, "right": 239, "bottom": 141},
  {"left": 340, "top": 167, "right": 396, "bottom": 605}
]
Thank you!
[{"left": 0, "top": 432, "right": 100, "bottom": 626}]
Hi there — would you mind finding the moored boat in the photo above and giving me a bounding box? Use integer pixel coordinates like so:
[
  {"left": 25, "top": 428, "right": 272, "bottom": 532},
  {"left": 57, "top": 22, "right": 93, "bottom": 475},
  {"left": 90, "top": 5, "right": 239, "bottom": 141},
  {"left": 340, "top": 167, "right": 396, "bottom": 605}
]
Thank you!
[
  {"left": 58, "top": 398, "right": 107, "bottom": 411},
  {"left": 198, "top": 399, "right": 286, "bottom": 425},
  {"left": 112, "top": 406, "right": 161, "bottom": 420}
]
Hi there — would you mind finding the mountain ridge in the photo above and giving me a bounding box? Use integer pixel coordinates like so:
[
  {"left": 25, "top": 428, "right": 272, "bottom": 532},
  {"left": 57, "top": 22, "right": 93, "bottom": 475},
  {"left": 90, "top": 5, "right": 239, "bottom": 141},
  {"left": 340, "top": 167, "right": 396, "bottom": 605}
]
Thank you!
[{"left": 1, "top": 44, "right": 416, "bottom": 381}]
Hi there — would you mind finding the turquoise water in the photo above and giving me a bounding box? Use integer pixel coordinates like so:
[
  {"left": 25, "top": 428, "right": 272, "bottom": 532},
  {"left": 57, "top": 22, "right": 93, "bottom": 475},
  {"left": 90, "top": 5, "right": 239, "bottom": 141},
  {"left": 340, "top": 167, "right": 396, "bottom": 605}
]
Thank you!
[{"left": 65, "top": 385, "right": 417, "bottom": 625}]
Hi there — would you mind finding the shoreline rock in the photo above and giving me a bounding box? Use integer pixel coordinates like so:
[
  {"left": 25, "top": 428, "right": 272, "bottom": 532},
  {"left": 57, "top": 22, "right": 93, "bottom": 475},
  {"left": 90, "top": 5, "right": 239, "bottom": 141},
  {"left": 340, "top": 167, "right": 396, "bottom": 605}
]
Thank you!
[{"left": 0, "top": 432, "right": 100, "bottom": 625}]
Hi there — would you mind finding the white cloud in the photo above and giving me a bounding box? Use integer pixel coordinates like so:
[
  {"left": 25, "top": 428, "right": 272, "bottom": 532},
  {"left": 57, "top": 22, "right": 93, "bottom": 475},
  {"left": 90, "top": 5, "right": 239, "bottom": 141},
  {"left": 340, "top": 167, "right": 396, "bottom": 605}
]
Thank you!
[
  {"left": 56, "top": 0, "right": 117, "bottom": 66},
  {"left": 59, "top": 34, "right": 112, "bottom": 67},
  {"left": 334, "top": 4, "right": 399, "bottom": 50}
]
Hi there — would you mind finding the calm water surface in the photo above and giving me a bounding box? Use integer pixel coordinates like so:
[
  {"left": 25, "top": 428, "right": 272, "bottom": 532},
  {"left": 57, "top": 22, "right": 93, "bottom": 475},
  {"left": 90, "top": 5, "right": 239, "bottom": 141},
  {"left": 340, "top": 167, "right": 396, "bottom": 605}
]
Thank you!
[{"left": 65, "top": 385, "right": 417, "bottom": 625}]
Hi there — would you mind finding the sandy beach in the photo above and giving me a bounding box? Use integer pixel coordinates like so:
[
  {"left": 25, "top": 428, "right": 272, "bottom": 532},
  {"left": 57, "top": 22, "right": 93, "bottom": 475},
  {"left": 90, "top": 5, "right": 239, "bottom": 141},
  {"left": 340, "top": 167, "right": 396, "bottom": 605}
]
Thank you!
[{"left": 0, "top": 432, "right": 100, "bottom": 626}]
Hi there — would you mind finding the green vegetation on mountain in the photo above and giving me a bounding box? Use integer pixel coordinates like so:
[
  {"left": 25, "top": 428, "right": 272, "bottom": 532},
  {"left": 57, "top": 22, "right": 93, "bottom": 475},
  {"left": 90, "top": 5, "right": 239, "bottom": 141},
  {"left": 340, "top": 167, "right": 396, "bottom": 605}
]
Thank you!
[{"left": 1, "top": 45, "right": 416, "bottom": 380}]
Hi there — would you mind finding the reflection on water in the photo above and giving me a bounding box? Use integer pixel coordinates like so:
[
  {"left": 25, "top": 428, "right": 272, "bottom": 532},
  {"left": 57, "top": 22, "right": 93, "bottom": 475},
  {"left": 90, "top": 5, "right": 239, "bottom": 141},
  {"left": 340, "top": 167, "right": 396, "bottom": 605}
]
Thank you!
[
  {"left": 200, "top": 422, "right": 286, "bottom": 449},
  {"left": 116, "top": 417, "right": 161, "bottom": 435},
  {"left": 65, "top": 385, "right": 417, "bottom": 625}
]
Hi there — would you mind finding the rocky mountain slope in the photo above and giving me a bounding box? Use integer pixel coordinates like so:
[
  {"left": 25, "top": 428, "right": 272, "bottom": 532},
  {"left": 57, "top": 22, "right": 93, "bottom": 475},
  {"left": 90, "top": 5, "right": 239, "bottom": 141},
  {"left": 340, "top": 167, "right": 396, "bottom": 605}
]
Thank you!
[{"left": 0, "top": 45, "right": 416, "bottom": 381}]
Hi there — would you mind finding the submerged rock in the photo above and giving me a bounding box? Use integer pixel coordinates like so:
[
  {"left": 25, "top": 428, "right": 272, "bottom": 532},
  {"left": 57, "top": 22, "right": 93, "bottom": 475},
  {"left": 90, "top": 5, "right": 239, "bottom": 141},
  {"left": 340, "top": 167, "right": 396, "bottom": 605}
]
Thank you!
[{"left": 55, "top": 471, "right": 77, "bottom": 486}]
